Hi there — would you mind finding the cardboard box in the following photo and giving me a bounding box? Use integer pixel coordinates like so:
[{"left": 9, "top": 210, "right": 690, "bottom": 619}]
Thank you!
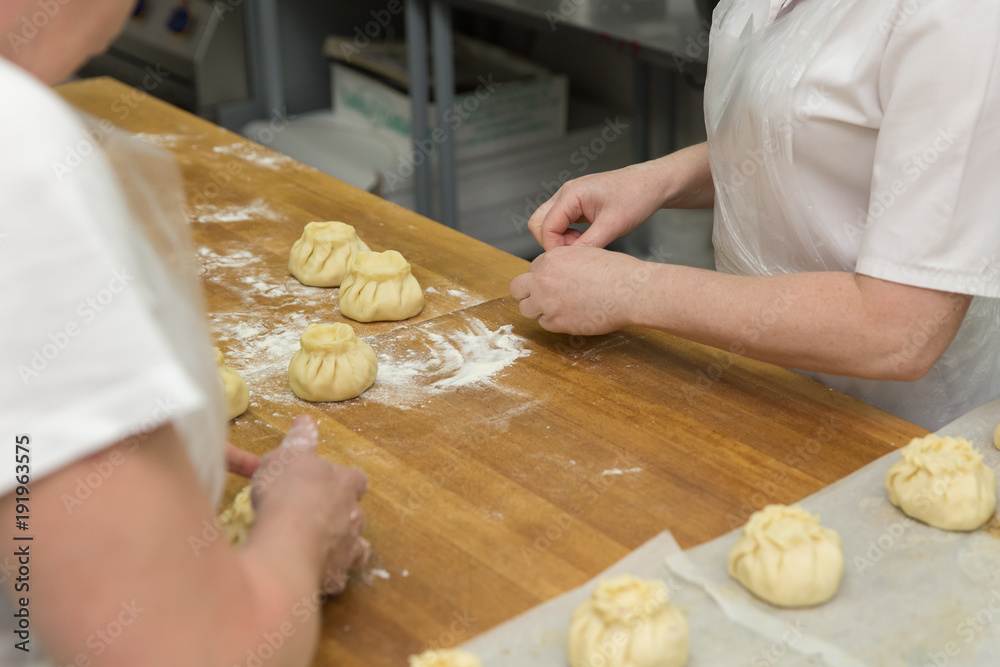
[{"left": 325, "top": 35, "right": 568, "bottom": 160}]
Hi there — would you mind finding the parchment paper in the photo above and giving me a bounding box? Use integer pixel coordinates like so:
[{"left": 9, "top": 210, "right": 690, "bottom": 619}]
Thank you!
[{"left": 460, "top": 400, "right": 1000, "bottom": 666}]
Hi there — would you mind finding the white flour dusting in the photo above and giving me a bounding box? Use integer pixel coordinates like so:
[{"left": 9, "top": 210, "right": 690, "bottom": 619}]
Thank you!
[
  {"left": 191, "top": 199, "right": 286, "bottom": 224},
  {"left": 602, "top": 467, "right": 643, "bottom": 476},
  {"left": 364, "top": 319, "right": 531, "bottom": 407},
  {"left": 213, "top": 141, "right": 298, "bottom": 170},
  {"left": 132, "top": 132, "right": 194, "bottom": 149},
  {"left": 370, "top": 568, "right": 390, "bottom": 580}
]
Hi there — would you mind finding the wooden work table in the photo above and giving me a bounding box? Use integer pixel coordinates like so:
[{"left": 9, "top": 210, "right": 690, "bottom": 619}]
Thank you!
[{"left": 58, "top": 78, "right": 927, "bottom": 666}]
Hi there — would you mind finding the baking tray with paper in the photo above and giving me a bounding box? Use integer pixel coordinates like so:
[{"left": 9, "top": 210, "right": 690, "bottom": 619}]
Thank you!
[{"left": 460, "top": 400, "right": 1000, "bottom": 665}]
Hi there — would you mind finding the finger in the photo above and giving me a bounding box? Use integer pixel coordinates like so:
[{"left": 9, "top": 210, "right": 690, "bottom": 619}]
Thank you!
[
  {"left": 573, "top": 218, "right": 617, "bottom": 248},
  {"left": 340, "top": 467, "right": 369, "bottom": 500},
  {"left": 281, "top": 414, "right": 318, "bottom": 451},
  {"left": 540, "top": 193, "right": 586, "bottom": 251},
  {"left": 527, "top": 198, "right": 555, "bottom": 246},
  {"left": 564, "top": 228, "right": 584, "bottom": 245},
  {"left": 354, "top": 538, "right": 372, "bottom": 568},
  {"left": 225, "top": 442, "right": 259, "bottom": 478},
  {"left": 509, "top": 273, "right": 532, "bottom": 301},
  {"left": 518, "top": 297, "right": 542, "bottom": 320}
]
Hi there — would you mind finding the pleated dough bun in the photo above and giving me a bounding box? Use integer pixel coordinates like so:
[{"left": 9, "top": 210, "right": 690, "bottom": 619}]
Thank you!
[
  {"left": 408, "top": 649, "right": 482, "bottom": 667},
  {"left": 289, "top": 221, "right": 371, "bottom": 287},
  {"left": 218, "top": 485, "right": 254, "bottom": 547},
  {"left": 214, "top": 347, "right": 249, "bottom": 420},
  {"left": 339, "top": 250, "right": 424, "bottom": 322},
  {"left": 288, "top": 323, "right": 377, "bottom": 402},
  {"left": 727, "top": 504, "right": 843, "bottom": 608},
  {"left": 885, "top": 434, "right": 996, "bottom": 531},
  {"left": 567, "top": 574, "right": 689, "bottom": 667}
]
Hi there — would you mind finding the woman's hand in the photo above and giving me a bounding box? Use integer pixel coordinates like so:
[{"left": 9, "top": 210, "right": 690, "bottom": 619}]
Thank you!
[
  {"left": 510, "top": 246, "right": 649, "bottom": 335},
  {"left": 251, "top": 415, "right": 370, "bottom": 595},
  {"left": 225, "top": 442, "right": 259, "bottom": 477},
  {"left": 528, "top": 143, "right": 715, "bottom": 251},
  {"left": 528, "top": 163, "right": 669, "bottom": 251}
]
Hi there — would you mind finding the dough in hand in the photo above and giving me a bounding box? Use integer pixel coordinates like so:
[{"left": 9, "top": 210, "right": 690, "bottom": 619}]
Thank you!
[
  {"left": 289, "top": 221, "right": 371, "bottom": 287},
  {"left": 885, "top": 434, "right": 996, "bottom": 531},
  {"left": 339, "top": 250, "right": 423, "bottom": 322},
  {"left": 408, "top": 649, "right": 482, "bottom": 667},
  {"left": 567, "top": 574, "right": 689, "bottom": 667},
  {"left": 727, "top": 504, "right": 843, "bottom": 608},
  {"left": 218, "top": 485, "right": 254, "bottom": 547},
  {"left": 288, "top": 323, "right": 377, "bottom": 402},
  {"left": 214, "top": 347, "right": 249, "bottom": 420}
]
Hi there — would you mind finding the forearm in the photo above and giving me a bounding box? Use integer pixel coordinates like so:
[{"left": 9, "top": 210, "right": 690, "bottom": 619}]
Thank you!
[
  {"left": 629, "top": 263, "right": 967, "bottom": 380},
  {"left": 652, "top": 142, "right": 714, "bottom": 210}
]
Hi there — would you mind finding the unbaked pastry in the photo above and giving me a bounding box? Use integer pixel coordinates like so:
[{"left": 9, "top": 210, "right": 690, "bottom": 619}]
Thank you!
[
  {"left": 288, "top": 221, "right": 371, "bottom": 287},
  {"left": 288, "top": 323, "right": 377, "bottom": 402},
  {"left": 567, "top": 574, "right": 689, "bottom": 667},
  {"left": 993, "top": 422, "right": 1000, "bottom": 450},
  {"left": 218, "top": 485, "right": 254, "bottom": 547},
  {"left": 408, "top": 649, "right": 482, "bottom": 667},
  {"left": 885, "top": 434, "right": 996, "bottom": 531},
  {"left": 214, "top": 347, "right": 249, "bottom": 420},
  {"left": 339, "top": 250, "right": 424, "bottom": 322},
  {"left": 727, "top": 504, "right": 843, "bottom": 608}
]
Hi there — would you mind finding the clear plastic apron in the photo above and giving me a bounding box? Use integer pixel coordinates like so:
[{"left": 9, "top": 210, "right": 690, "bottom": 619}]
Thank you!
[{"left": 704, "top": 0, "right": 1000, "bottom": 430}]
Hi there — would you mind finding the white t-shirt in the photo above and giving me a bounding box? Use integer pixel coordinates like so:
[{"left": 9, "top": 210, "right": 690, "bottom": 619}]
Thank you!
[
  {"left": 0, "top": 60, "right": 226, "bottom": 664},
  {"left": 706, "top": 0, "right": 1000, "bottom": 428}
]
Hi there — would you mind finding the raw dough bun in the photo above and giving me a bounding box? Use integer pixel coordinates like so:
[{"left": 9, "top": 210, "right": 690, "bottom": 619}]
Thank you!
[
  {"left": 885, "top": 434, "right": 996, "bottom": 531},
  {"left": 214, "top": 347, "right": 249, "bottom": 420},
  {"left": 339, "top": 250, "right": 424, "bottom": 322},
  {"left": 288, "top": 221, "right": 371, "bottom": 287},
  {"left": 567, "top": 574, "right": 689, "bottom": 667},
  {"left": 727, "top": 504, "right": 843, "bottom": 608},
  {"left": 218, "top": 485, "right": 253, "bottom": 547},
  {"left": 288, "top": 323, "right": 377, "bottom": 402},
  {"left": 993, "top": 422, "right": 1000, "bottom": 450},
  {"left": 408, "top": 649, "right": 482, "bottom": 667}
]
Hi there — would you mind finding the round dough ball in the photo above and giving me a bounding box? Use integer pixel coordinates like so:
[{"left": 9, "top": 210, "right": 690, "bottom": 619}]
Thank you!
[
  {"left": 993, "top": 422, "right": 1000, "bottom": 450},
  {"left": 408, "top": 649, "right": 481, "bottom": 667},
  {"left": 339, "top": 249, "right": 424, "bottom": 322},
  {"left": 289, "top": 221, "right": 371, "bottom": 287},
  {"left": 567, "top": 574, "right": 689, "bottom": 667},
  {"left": 727, "top": 504, "right": 843, "bottom": 608},
  {"left": 288, "top": 323, "right": 377, "bottom": 402},
  {"left": 214, "top": 347, "right": 249, "bottom": 420},
  {"left": 885, "top": 434, "right": 996, "bottom": 531}
]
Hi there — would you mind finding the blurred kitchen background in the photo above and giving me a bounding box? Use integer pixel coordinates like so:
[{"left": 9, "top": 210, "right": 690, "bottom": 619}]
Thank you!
[{"left": 79, "top": 0, "right": 716, "bottom": 267}]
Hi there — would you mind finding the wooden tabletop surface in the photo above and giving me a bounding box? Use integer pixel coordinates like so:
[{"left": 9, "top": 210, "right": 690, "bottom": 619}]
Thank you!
[{"left": 58, "top": 78, "right": 927, "bottom": 666}]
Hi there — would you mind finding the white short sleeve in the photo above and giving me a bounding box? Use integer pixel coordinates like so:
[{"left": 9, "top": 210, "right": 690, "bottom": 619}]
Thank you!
[
  {"left": 855, "top": 0, "right": 1000, "bottom": 296},
  {"left": 0, "top": 61, "right": 226, "bottom": 498}
]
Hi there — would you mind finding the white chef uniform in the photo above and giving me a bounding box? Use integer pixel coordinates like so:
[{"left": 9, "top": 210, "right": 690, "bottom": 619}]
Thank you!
[
  {"left": 706, "top": 0, "right": 1000, "bottom": 429},
  {"left": 0, "top": 58, "right": 226, "bottom": 665}
]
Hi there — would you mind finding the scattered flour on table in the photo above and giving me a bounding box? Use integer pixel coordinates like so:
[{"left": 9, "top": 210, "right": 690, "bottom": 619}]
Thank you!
[
  {"left": 213, "top": 141, "right": 298, "bottom": 170},
  {"left": 131, "top": 132, "right": 193, "bottom": 149},
  {"left": 191, "top": 199, "right": 286, "bottom": 224},
  {"left": 370, "top": 568, "right": 390, "bottom": 580},
  {"left": 602, "top": 467, "right": 643, "bottom": 476},
  {"left": 365, "top": 319, "right": 531, "bottom": 406}
]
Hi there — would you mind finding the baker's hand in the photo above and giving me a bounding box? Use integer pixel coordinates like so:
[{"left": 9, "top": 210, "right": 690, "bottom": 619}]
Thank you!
[
  {"left": 225, "top": 442, "right": 259, "bottom": 478},
  {"left": 252, "top": 415, "right": 370, "bottom": 595},
  {"left": 510, "top": 246, "right": 649, "bottom": 335},
  {"left": 529, "top": 163, "right": 667, "bottom": 251}
]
